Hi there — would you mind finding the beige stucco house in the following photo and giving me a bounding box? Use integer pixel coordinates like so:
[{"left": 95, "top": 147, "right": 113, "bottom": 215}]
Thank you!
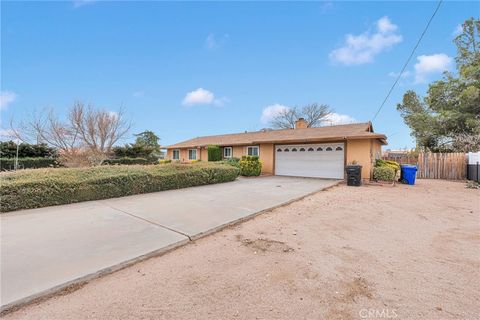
[{"left": 164, "top": 119, "right": 387, "bottom": 180}]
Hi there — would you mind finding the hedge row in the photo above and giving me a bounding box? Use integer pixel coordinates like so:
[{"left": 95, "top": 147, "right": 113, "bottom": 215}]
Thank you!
[
  {"left": 0, "top": 163, "right": 240, "bottom": 212},
  {"left": 0, "top": 158, "right": 60, "bottom": 171},
  {"left": 103, "top": 157, "right": 158, "bottom": 165}
]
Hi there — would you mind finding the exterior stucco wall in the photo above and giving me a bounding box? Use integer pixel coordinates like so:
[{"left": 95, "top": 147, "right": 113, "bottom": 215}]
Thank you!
[
  {"left": 166, "top": 147, "right": 201, "bottom": 162},
  {"left": 259, "top": 143, "right": 274, "bottom": 174},
  {"left": 167, "top": 144, "right": 274, "bottom": 174},
  {"left": 200, "top": 148, "right": 208, "bottom": 161},
  {"left": 371, "top": 140, "right": 382, "bottom": 163},
  {"left": 346, "top": 139, "right": 376, "bottom": 180},
  {"left": 232, "top": 146, "right": 244, "bottom": 158}
]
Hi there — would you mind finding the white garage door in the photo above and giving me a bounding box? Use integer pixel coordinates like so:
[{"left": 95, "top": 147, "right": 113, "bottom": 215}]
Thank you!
[{"left": 275, "top": 143, "right": 345, "bottom": 179}]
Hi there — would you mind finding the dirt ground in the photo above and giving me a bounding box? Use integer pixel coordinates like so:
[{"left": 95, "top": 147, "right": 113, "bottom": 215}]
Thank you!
[{"left": 4, "top": 179, "right": 479, "bottom": 320}]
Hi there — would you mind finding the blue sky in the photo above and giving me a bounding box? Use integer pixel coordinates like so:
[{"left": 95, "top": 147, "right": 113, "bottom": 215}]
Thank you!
[{"left": 0, "top": 1, "right": 476, "bottom": 149}]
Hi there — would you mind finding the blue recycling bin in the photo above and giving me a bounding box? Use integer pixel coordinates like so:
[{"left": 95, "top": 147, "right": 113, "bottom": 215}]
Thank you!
[{"left": 401, "top": 165, "right": 417, "bottom": 185}]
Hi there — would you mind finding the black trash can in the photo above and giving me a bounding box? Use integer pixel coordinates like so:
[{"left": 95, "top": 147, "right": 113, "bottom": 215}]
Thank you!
[
  {"left": 345, "top": 165, "right": 362, "bottom": 186},
  {"left": 467, "top": 163, "right": 479, "bottom": 182}
]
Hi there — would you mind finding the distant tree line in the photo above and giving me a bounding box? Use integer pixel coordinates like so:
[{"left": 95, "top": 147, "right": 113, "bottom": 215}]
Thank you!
[{"left": 0, "top": 141, "right": 57, "bottom": 158}]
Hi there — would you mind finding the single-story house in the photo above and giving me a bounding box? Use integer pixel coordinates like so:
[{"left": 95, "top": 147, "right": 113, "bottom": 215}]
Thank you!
[{"left": 164, "top": 119, "right": 387, "bottom": 180}]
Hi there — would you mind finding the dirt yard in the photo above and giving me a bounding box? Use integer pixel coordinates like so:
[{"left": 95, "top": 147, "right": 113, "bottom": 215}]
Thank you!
[{"left": 4, "top": 180, "right": 479, "bottom": 320}]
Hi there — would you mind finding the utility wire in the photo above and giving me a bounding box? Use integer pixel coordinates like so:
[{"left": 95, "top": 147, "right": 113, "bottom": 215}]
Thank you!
[{"left": 372, "top": 0, "right": 443, "bottom": 121}]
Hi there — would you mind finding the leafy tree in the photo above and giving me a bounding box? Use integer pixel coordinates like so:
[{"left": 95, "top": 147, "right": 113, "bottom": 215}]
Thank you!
[
  {"left": 113, "top": 130, "right": 161, "bottom": 158},
  {"left": 397, "top": 18, "right": 480, "bottom": 152},
  {"left": 270, "top": 103, "right": 333, "bottom": 129},
  {"left": 134, "top": 131, "right": 161, "bottom": 154}
]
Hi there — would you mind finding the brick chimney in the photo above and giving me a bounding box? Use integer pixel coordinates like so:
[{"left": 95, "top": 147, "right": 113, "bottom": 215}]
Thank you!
[{"left": 294, "top": 118, "right": 308, "bottom": 129}]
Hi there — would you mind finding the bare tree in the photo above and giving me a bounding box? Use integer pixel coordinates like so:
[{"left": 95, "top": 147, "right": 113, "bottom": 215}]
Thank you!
[
  {"left": 10, "top": 102, "right": 131, "bottom": 166},
  {"left": 270, "top": 103, "right": 332, "bottom": 129},
  {"left": 70, "top": 102, "right": 130, "bottom": 163},
  {"left": 270, "top": 108, "right": 300, "bottom": 129}
]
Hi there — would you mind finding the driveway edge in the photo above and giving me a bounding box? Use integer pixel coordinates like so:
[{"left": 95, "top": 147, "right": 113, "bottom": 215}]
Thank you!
[
  {"left": 0, "top": 180, "right": 342, "bottom": 315},
  {"left": 189, "top": 180, "right": 342, "bottom": 241},
  {"left": 0, "top": 238, "right": 190, "bottom": 315}
]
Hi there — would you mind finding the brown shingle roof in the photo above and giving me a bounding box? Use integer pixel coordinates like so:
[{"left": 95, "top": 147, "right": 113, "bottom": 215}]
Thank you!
[{"left": 164, "top": 122, "right": 387, "bottom": 149}]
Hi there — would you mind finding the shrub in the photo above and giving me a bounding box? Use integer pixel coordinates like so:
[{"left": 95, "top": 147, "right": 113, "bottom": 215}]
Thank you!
[
  {"left": 159, "top": 159, "right": 171, "bottom": 164},
  {"left": 207, "top": 145, "right": 222, "bottom": 162},
  {"left": 239, "top": 155, "right": 262, "bottom": 176},
  {"left": 373, "top": 166, "right": 396, "bottom": 181},
  {"left": 191, "top": 159, "right": 201, "bottom": 163},
  {"left": 221, "top": 157, "right": 241, "bottom": 169},
  {"left": 375, "top": 159, "right": 400, "bottom": 172},
  {"left": 0, "top": 158, "right": 60, "bottom": 171},
  {"left": 103, "top": 157, "right": 158, "bottom": 165},
  {"left": 0, "top": 163, "right": 240, "bottom": 212}
]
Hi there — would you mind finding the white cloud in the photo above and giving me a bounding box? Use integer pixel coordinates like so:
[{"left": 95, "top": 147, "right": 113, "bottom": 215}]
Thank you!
[
  {"left": 260, "top": 104, "right": 290, "bottom": 124},
  {"left": 453, "top": 24, "right": 463, "bottom": 37},
  {"left": 182, "top": 88, "right": 214, "bottom": 106},
  {"left": 182, "top": 88, "right": 227, "bottom": 107},
  {"left": 73, "top": 0, "right": 97, "bottom": 8},
  {"left": 0, "top": 91, "right": 17, "bottom": 110},
  {"left": 204, "top": 33, "right": 229, "bottom": 50},
  {"left": 329, "top": 16, "right": 402, "bottom": 65},
  {"left": 323, "top": 113, "right": 357, "bottom": 125},
  {"left": 414, "top": 53, "right": 453, "bottom": 84},
  {"left": 388, "top": 70, "right": 411, "bottom": 79},
  {"left": 377, "top": 16, "right": 398, "bottom": 34}
]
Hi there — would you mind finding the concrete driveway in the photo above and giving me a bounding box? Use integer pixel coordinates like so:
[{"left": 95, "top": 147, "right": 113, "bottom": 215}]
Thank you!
[{"left": 0, "top": 176, "right": 339, "bottom": 311}]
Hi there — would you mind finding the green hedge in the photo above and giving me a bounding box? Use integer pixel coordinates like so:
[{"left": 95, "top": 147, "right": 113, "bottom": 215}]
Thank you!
[
  {"left": 0, "top": 158, "right": 60, "bottom": 171},
  {"left": 239, "top": 156, "right": 262, "bottom": 176},
  {"left": 207, "top": 145, "right": 222, "bottom": 161},
  {"left": 0, "top": 163, "right": 240, "bottom": 212},
  {"left": 103, "top": 157, "right": 158, "bottom": 165},
  {"left": 373, "top": 166, "right": 396, "bottom": 181}
]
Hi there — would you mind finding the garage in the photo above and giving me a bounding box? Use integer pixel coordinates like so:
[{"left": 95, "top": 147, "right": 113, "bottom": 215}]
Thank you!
[{"left": 274, "top": 143, "right": 345, "bottom": 179}]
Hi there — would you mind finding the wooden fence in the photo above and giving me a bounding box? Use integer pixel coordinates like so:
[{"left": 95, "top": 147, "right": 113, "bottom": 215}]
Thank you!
[{"left": 383, "top": 152, "right": 467, "bottom": 180}]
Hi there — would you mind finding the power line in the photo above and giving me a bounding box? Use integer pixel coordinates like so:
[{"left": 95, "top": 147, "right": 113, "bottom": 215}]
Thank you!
[{"left": 372, "top": 0, "right": 443, "bottom": 121}]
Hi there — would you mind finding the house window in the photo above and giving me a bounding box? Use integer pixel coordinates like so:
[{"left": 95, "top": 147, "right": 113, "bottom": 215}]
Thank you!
[
  {"left": 277, "top": 148, "right": 282, "bottom": 152},
  {"left": 299, "top": 148, "right": 305, "bottom": 152},
  {"left": 247, "top": 146, "right": 259, "bottom": 156},
  {"left": 326, "top": 147, "right": 333, "bottom": 151},
  {"left": 317, "top": 147, "right": 323, "bottom": 151},
  {"left": 284, "top": 148, "right": 290, "bottom": 152},
  {"left": 188, "top": 149, "right": 197, "bottom": 160},
  {"left": 336, "top": 146, "right": 343, "bottom": 151},
  {"left": 223, "top": 147, "right": 232, "bottom": 158},
  {"left": 308, "top": 148, "right": 314, "bottom": 152},
  {"left": 292, "top": 148, "right": 297, "bottom": 152},
  {"left": 172, "top": 149, "right": 180, "bottom": 160}
]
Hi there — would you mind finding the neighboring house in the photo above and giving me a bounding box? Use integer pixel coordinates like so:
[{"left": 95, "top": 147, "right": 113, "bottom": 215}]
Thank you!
[
  {"left": 383, "top": 149, "right": 415, "bottom": 158},
  {"left": 164, "top": 119, "right": 387, "bottom": 180}
]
